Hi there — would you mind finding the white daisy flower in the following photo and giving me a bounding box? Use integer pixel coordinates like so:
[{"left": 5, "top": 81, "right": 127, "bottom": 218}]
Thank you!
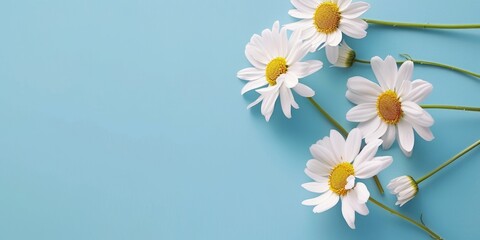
[
  {"left": 345, "top": 56, "right": 435, "bottom": 157},
  {"left": 285, "top": 0, "right": 369, "bottom": 52},
  {"left": 237, "top": 21, "right": 323, "bottom": 121},
  {"left": 387, "top": 176, "right": 418, "bottom": 207},
  {"left": 326, "top": 40, "right": 356, "bottom": 68},
  {"left": 302, "top": 128, "right": 393, "bottom": 229}
]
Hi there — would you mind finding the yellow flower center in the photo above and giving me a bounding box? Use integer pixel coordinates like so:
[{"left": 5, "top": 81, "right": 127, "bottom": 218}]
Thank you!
[
  {"left": 265, "top": 57, "right": 288, "bottom": 86},
  {"left": 376, "top": 90, "right": 403, "bottom": 124},
  {"left": 329, "top": 162, "right": 354, "bottom": 196},
  {"left": 314, "top": 2, "right": 341, "bottom": 34}
]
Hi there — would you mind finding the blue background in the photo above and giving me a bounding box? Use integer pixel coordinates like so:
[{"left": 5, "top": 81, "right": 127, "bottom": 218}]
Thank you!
[{"left": 0, "top": 0, "right": 479, "bottom": 239}]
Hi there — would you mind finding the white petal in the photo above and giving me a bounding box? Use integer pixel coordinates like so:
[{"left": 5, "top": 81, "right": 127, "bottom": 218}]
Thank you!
[
  {"left": 395, "top": 78, "right": 411, "bottom": 99},
  {"left": 397, "top": 120, "right": 414, "bottom": 152},
  {"left": 260, "top": 89, "right": 280, "bottom": 122},
  {"left": 345, "top": 175, "right": 355, "bottom": 190},
  {"left": 241, "top": 78, "right": 268, "bottom": 95},
  {"left": 412, "top": 124, "right": 434, "bottom": 141},
  {"left": 347, "top": 76, "right": 382, "bottom": 97},
  {"left": 355, "top": 156, "right": 393, "bottom": 178},
  {"left": 371, "top": 56, "right": 397, "bottom": 90},
  {"left": 289, "top": 60, "right": 323, "bottom": 78},
  {"left": 404, "top": 111, "right": 434, "bottom": 127},
  {"left": 282, "top": 72, "right": 299, "bottom": 89},
  {"left": 343, "top": 128, "right": 362, "bottom": 163},
  {"left": 402, "top": 101, "right": 424, "bottom": 117},
  {"left": 306, "top": 159, "right": 331, "bottom": 176},
  {"left": 354, "top": 182, "right": 370, "bottom": 203},
  {"left": 288, "top": 9, "right": 314, "bottom": 19},
  {"left": 287, "top": 41, "right": 310, "bottom": 65},
  {"left": 330, "top": 129, "right": 346, "bottom": 160},
  {"left": 381, "top": 125, "right": 396, "bottom": 149},
  {"left": 341, "top": 198, "right": 356, "bottom": 229},
  {"left": 280, "top": 86, "right": 293, "bottom": 118},
  {"left": 339, "top": 18, "right": 367, "bottom": 39},
  {"left": 357, "top": 117, "right": 381, "bottom": 138},
  {"left": 346, "top": 103, "right": 377, "bottom": 122},
  {"left": 406, "top": 79, "right": 433, "bottom": 103},
  {"left": 237, "top": 67, "right": 264, "bottom": 81},
  {"left": 346, "top": 90, "right": 377, "bottom": 105},
  {"left": 326, "top": 29, "right": 343, "bottom": 46},
  {"left": 353, "top": 138, "right": 382, "bottom": 169},
  {"left": 291, "top": 0, "right": 316, "bottom": 13},
  {"left": 397, "top": 60, "right": 413, "bottom": 84},
  {"left": 365, "top": 121, "right": 388, "bottom": 143},
  {"left": 302, "top": 182, "right": 330, "bottom": 193},
  {"left": 326, "top": 45, "right": 339, "bottom": 64},
  {"left": 247, "top": 95, "right": 264, "bottom": 109},
  {"left": 246, "top": 45, "right": 270, "bottom": 65},
  {"left": 302, "top": 191, "right": 339, "bottom": 209},
  {"left": 293, "top": 83, "right": 315, "bottom": 97},
  {"left": 310, "top": 144, "right": 338, "bottom": 167},
  {"left": 338, "top": 0, "right": 352, "bottom": 11},
  {"left": 341, "top": 2, "right": 370, "bottom": 18},
  {"left": 305, "top": 168, "right": 328, "bottom": 182},
  {"left": 309, "top": 33, "right": 327, "bottom": 52}
]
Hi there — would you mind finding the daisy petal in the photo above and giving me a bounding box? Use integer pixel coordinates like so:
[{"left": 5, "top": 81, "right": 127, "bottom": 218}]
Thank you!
[
  {"left": 341, "top": 2, "right": 370, "bottom": 18},
  {"left": 346, "top": 103, "right": 377, "bottom": 122},
  {"left": 365, "top": 121, "right": 388, "bottom": 144},
  {"left": 402, "top": 101, "right": 425, "bottom": 117},
  {"left": 397, "top": 120, "right": 414, "bottom": 152},
  {"left": 346, "top": 90, "right": 377, "bottom": 105},
  {"left": 289, "top": 60, "right": 323, "bottom": 78},
  {"left": 381, "top": 125, "right": 396, "bottom": 149},
  {"left": 330, "top": 129, "right": 346, "bottom": 160},
  {"left": 341, "top": 198, "right": 356, "bottom": 229},
  {"left": 247, "top": 95, "right": 264, "bottom": 109},
  {"left": 338, "top": 0, "right": 352, "bottom": 11},
  {"left": 355, "top": 156, "right": 393, "bottom": 178},
  {"left": 302, "top": 182, "right": 330, "bottom": 193},
  {"left": 357, "top": 117, "right": 381, "bottom": 138},
  {"left": 326, "top": 29, "right": 343, "bottom": 46},
  {"left": 307, "top": 159, "right": 331, "bottom": 176},
  {"left": 293, "top": 83, "right": 315, "bottom": 97},
  {"left": 347, "top": 76, "right": 382, "bottom": 97},
  {"left": 310, "top": 144, "right": 338, "bottom": 167},
  {"left": 371, "top": 56, "right": 397, "bottom": 90},
  {"left": 407, "top": 79, "right": 433, "bottom": 103},
  {"left": 241, "top": 78, "right": 268, "bottom": 95},
  {"left": 412, "top": 124, "right": 434, "bottom": 141},
  {"left": 305, "top": 168, "right": 328, "bottom": 182},
  {"left": 354, "top": 182, "right": 370, "bottom": 203},
  {"left": 340, "top": 18, "right": 367, "bottom": 39},
  {"left": 288, "top": 9, "right": 314, "bottom": 19},
  {"left": 326, "top": 45, "right": 339, "bottom": 64},
  {"left": 280, "top": 86, "right": 293, "bottom": 118},
  {"left": 344, "top": 128, "right": 362, "bottom": 163},
  {"left": 312, "top": 192, "right": 340, "bottom": 213},
  {"left": 237, "top": 67, "right": 264, "bottom": 81},
  {"left": 353, "top": 138, "right": 382, "bottom": 169}
]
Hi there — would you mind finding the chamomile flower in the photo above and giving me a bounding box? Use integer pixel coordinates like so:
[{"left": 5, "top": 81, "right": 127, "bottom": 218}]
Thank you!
[
  {"left": 285, "top": 0, "right": 369, "bottom": 52},
  {"left": 387, "top": 176, "right": 418, "bottom": 207},
  {"left": 302, "top": 128, "right": 393, "bottom": 229},
  {"left": 346, "top": 56, "right": 434, "bottom": 156},
  {"left": 237, "top": 21, "right": 323, "bottom": 121}
]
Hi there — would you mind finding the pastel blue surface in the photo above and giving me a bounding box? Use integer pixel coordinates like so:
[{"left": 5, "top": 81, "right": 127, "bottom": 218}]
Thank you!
[{"left": 0, "top": 0, "right": 479, "bottom": 239}]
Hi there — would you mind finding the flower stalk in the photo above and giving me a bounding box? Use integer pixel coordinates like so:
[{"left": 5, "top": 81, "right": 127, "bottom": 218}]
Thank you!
[
  {"left": 420, "top": 105, "right": 480, "bottom": 112},
  {"left": 307, "top": 97, "right": 385, "bottom": 194},
  {"left": 353, "top": 56, "right": 480, "bottom": 79},
  {"left": 364, "top": 18, "right": 480, "bottom": 29},
  {"left": 369, "top": 197, "right": 442, "bottom": 239},
  {"left": 416, "top": 139, "right": 480, "bottom": 184}
]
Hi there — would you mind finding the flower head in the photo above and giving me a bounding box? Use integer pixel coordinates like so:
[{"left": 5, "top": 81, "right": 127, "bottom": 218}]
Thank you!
[
  {"left": 237, "top": 21, "right": 323, "bottom": 121},
  {"left": 345, "top": 56, "right": 435, "bottom": 156},
  {"left": 302, "top": 128, "right": 393, "bottom": 229},
  {"left": 285, "top": 0, "right": 370, "bottom": 52},
  {"left": 327, "top": 40, "right": 356, "bottom": 68},
  {"left": 387, "top": 176, "right": 418, "bottom": 207}
]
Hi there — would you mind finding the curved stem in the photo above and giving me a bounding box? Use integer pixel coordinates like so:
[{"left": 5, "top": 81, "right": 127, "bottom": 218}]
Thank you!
[
  {"left": 364, "top": 18, "right": 480, "bottom": 29},
  {"left": 307, "top": 97, "right": 349, "bottom": 137},
  {"left": 416, "top": 140, "right": 480, "bottom": 184},
  {"left": 307, "top": 97, "right": 385, "bottom": 194},
  {"left": 353, "top": 58, "right": 480, "bottom": 79},
  {"left": 420, "top": 105, "right": 480, "bottom": 112},
  {"left": 369, "top": 197, "right": 442, "bottom": 239}
]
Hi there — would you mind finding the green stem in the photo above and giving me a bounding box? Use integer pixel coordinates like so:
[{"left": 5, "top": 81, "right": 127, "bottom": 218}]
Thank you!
[
  {"left": 420, "top": 105, "right": 480, "bottom": 112},
  {"left": 307, "top": 97, "right": 349, "bottom": 137},
  {"left": 369, "top": 197, "right": 442, "bottom": 239},
  {"left": 416, "top": 140, "right": 480, "bottom": 184},
  {"left": 307, "top": 97, "right": 385, "bottom": 194},
  {"left": 353, "top": 58, "right": 480, "bottom": 79},
  {"left": 364, "top": 18, "right": 480, "bottom": 29}
]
